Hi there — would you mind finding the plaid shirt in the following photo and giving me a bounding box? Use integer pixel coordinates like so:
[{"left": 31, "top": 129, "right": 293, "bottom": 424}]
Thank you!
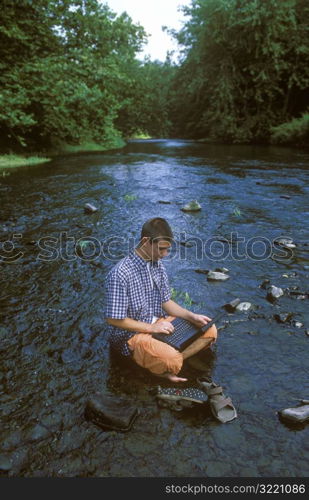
[{"left": 104, "top": 250, "right": 171, "bottom": 356}]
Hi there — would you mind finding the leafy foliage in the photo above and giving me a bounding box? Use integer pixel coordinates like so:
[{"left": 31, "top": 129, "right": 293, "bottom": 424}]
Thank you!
[
  {"left": 270, "top": 112, "right": 309, "bottom": 145},
  {"left": 1, "top": 0, "right": 308, "bottom": 150},
  {"left": 0, "top": 0, "right": 147, "bottom": 152},
  {"left": 168, "top": 0, "right": 309, "bottom": 143}
]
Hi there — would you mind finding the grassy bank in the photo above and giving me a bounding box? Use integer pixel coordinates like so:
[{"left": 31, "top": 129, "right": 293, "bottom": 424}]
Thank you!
[
  {"left": 0, "top": 138, "right": 127, "bottom": 171},
  {"left": 0, "top": 155, "right": 50, "bottom": 169},
  {"left": 54, "top": 137, "right": 126, "bottom": 154},
  {"left": 130, "top": 133, "right": 152, "bottom": 140}
]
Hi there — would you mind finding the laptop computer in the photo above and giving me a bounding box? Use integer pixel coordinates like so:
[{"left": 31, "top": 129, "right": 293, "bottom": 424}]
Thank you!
[{"left": 152, "top": 310, "right": 226, "bottom": 352}]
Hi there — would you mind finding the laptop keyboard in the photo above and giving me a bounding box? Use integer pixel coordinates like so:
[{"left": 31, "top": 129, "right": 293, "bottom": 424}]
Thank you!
[
  {"left": 152, "top": 311, "right": 226, "bottom": 351},
  {"left": 152, "top": 317, "right": 199, "bottom": 350},
  {"left": 168, "top": 317, "right": 198, "bottom": 342}
]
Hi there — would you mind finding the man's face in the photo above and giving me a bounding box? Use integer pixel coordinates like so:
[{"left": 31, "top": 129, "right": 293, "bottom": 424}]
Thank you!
[{"left": 140, "top": 238, "right": 172, "bottom": 261}]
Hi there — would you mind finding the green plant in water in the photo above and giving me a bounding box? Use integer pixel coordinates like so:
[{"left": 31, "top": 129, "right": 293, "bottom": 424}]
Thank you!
[
  {"left": 233, "top": 206, "right": 241, "bottom": 217},
  {"left": 78, "top": 240, "right": 89, "bottom": 251},
  {"left": 124, "top": 194, "right": 137, "bottom": 202},
  {"left": 171, "top": 287, "right": 193, "bottom": 307},
  {"left": 184, "top": 292, "right": 193, "bottom": 307}
]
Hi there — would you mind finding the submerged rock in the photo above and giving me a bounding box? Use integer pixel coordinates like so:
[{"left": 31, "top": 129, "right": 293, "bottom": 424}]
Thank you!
[
  {"left": 274, "top": 237, "right": 296, "bottom": 249},
  {"left": 223, "top": 298, "right": 240, "bottom": 312},
  {"left": 181, "top": 200, "right": 201, "bottom": 212},
  {"left": 294, "top": 321, "right": 303, "bottom": 328},
  {"left": 267, "top": 285, "right": 284, "bottom": 301},
  {"left": 278, "top": 403, "right": 309, "bottom": 423},
  {"left": 236, "top": 302, "right": 252, "bottom": 312},
  {"left": 84, "top": 203, "right": 98, "bottom": 214},
  {"left": 195, "top": 269, "right": 209, "bottom": 275},
  {"left": 207, "top": 271, "right": 230, "bottom": 281},
  {"left": 259, "top": 279, "right": 270, "bottom": 289},
  {"left": 0, "top": 454, "right": 12, "bottom": 471},
  {"left": 274, "top": 313, "right": 293, "bottom": 323},
  {"left": 215, "top": 267, "right": 229, "bottom": 273}
]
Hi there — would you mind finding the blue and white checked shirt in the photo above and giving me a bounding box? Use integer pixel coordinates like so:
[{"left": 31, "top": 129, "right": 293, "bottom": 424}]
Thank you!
[{"left": 104, "top": 250, "right": 171, "bottom": 356}]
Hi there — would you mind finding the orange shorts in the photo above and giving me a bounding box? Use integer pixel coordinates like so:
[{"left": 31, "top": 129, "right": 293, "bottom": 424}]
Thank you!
[{"left": 127, "top": 316, "right": 217, "bottom": 375}]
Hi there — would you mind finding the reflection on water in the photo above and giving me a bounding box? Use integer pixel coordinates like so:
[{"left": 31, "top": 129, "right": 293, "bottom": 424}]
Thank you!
[{"left": 0, "top": 140, "right": 308, "bottom": 477}]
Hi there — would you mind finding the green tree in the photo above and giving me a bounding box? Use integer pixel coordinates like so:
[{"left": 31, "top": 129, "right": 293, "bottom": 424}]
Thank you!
[
  {"left": 169, "top": 0, "right": 309, "bottom": 143},
  {"left": 0, "top": 0, "right": 147, "bottom": 152}
]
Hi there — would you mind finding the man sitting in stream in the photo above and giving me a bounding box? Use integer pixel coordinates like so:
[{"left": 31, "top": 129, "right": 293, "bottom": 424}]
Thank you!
[{"left": 104, "top": 217, "right": 217, "bottom": 382}]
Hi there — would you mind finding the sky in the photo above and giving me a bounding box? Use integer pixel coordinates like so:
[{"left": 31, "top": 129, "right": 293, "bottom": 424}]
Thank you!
[{"left": 103, "top": 0, "right": 192, "bottom": 61}]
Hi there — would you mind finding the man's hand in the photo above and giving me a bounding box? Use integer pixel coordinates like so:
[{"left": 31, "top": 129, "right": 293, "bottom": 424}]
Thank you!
[
  {"left": 188, "top": 313, "right": 212, "bottom": 328},
  {"left": 150, "top": 320, "right": 175, "bottom": 335}
]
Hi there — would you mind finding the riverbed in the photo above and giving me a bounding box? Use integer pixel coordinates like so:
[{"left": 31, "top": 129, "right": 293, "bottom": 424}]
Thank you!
[{"left": 0, "top": 139, "right": 308, "bottom": 477}]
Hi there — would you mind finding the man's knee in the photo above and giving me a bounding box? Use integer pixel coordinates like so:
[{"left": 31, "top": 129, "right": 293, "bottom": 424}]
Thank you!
[
  {"left": 129, "top": 335, "right": 183, "bottom": 375},
  {"left": 204, "top": 324, "right": 218, "bottom": 341}
]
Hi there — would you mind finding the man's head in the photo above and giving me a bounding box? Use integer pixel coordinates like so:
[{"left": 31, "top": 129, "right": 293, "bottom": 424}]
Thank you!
[{"left": 137, "top": 217, "right": 173, "bottom": 261}]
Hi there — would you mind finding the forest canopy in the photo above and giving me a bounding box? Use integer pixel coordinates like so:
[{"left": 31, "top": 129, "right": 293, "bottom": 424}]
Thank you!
[{"left": 0, "top": 0, "right": 308, "bottom": 153}]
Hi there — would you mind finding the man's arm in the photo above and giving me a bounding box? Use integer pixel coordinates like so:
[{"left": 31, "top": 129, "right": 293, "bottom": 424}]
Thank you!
[
  {"left": 106, "top": 317, "right": 175, "bottom": 334},
  {"left": 162, "top": 299, "right": 212, "bottom": 327}
]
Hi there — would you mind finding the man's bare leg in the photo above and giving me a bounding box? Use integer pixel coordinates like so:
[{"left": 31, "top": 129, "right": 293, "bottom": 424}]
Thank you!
[
  {"left": 157, "top": 372, "right": 187, "bottom": 382},
  {"left": 182, "top": 338, "right": 213, "bottom": 360}
]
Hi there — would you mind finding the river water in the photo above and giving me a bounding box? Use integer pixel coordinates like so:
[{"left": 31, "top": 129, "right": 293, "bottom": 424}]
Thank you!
[{"left": 0, "top": 139, "right": 308, "bottom": 477}]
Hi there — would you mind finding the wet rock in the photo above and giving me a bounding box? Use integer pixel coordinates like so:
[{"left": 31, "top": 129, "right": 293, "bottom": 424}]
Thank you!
[
  {"left": 294, "top": 321, "right": 303, "bottom": 328},
  {"left": 236, "top": 302, "right": 252, "bottom": 312},
  {"left": 306, "top": 329, "right": 309, "bottom": 337},
  {"left": 223, "top": 298, "right": 241, "bottom": 312},
  {"left": 28, "top": 424, "right": 51, "bottom": 442},
  {"left": 259, "top": 279, "right": 270, "bottom": 289},
  {"left": 0, "top": 454, "right": 12, "bottom": 471},
  {"left": 9, "top": 448, "right": 29, "bottom": 474},
  {"left": 124, "top": 434, "right": 158, "bottom": 456},
  {"left": 158, "top": 200, "right": 172, "bottom": 204},
  {"left": 1, "top": 430, "right": 23, "bottom": 451},
  {"left": 215, "top": 267, "right": 229, "bottom": 273},
  {"left": 181, "top": 200, "right": 201, "bottom": 212},
  {"left": 267, "top": 285, "right": 284, "bottom": 301},
  {"left": 21, "top": 344, "right": 38, "bottom": 357},
  {"left": 84, "top": 203, "right": 98, "bottom": 214},
  {"left": 280, "top": 195, "right": 291, "bottom": 200},
  {"left": 53, "top": 455, "right": 85, "bottom": 477},
  {"left": 278, "top": 403, "right": 309, "bottom": 423},
  {"left": 207, "top": 271, "right": 230, "bottom": 281},
  {"left": 282, "top": 272, "right": 297, "bottom": 278},
  {"left": 61, "top": 348, "right": 80, "bottom": 364},
  {"left": 56, "top": 428, "right": 87, "bottom": 455},
  {"left": 40, "top": 412, "right": 63, "bottom": 430},
  {"left": 287, "top": 289, "right": 308, "bottom": 298},
  {"left": 274, "top": 237, "right": 296, "bottom": 249},
  {"left": 195, "top": 269, "right": 209, "bottom": 275},
  {"left": 274, "top": 313, "right": 293, "bottom": 324},
  {"left": 206, "top": 461, "right": 232, "bottom": 477}
]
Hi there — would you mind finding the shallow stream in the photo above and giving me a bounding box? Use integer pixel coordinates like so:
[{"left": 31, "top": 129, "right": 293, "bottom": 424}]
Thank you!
[{"left": 0, "top": 140, "right": 308, "bottom": 477}]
